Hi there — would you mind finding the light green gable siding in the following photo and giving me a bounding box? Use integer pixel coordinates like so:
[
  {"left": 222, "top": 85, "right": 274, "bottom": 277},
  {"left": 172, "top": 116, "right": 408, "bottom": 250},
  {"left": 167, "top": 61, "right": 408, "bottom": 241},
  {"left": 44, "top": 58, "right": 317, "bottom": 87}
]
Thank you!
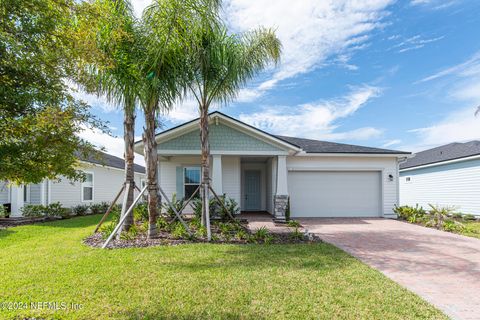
[{"left": 158, "top": 124, "right": 284, "bottom": 152}]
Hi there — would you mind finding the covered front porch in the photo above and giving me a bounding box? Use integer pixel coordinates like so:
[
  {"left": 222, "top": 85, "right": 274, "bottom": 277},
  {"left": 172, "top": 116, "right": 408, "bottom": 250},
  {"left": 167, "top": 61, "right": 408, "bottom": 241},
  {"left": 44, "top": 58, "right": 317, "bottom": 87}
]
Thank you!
[{"left": 157, "top": 153, "right": 290, "bottom": 220}]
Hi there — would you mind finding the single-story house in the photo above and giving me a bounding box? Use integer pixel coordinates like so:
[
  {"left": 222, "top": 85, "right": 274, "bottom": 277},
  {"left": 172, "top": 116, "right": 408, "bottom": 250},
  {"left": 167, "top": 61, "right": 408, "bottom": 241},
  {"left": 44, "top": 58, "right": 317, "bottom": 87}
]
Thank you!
[
  {"left": 0, "top": 152, "right": 146, "bottom": 217},
  {"left": 400, "top": 141, "right": 480, "bottom": 216},
  {"left": 134, "top": 112, "right": 410, "bottom": 219}
]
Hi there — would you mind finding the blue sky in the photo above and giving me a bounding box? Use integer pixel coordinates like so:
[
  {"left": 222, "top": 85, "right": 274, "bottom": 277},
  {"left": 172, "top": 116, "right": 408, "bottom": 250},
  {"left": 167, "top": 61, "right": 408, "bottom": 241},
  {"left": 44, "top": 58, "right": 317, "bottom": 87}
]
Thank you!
[{"left": 77, "top": 0, "right": 480, "bottom": 165}]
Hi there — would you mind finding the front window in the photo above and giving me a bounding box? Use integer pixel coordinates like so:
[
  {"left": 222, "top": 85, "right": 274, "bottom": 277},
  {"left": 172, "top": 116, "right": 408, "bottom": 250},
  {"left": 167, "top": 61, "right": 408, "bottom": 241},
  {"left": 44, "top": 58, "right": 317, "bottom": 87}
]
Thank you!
[
  {"left": 184, "top": 167, "right": 200, "bottom": 199},
  {"left": 82, "top": 173, "right": 94, "bottom": 201}
]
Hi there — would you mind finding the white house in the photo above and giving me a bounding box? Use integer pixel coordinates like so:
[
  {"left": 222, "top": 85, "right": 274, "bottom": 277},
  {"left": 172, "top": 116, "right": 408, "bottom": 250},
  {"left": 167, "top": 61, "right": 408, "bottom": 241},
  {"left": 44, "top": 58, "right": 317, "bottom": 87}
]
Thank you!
[
  {"left": 0, "top": 152, "right": 146, "bottom": 217},
  {"left": 134, "top": 112, "right": 410, "bottom": 219},
  {"left": 400, "top": 141, "right": 480, "bottom": 216}
]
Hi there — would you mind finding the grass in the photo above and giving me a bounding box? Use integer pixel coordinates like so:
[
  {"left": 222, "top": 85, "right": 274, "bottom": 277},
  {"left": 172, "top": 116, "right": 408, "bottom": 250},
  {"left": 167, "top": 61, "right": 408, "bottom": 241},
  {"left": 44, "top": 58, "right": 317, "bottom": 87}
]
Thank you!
[
  {"left": 463, "top": 220, "right": 480, "bottom": 239},
  {"left": 0, "top": 215, "right": 446, "bottom": 320}
]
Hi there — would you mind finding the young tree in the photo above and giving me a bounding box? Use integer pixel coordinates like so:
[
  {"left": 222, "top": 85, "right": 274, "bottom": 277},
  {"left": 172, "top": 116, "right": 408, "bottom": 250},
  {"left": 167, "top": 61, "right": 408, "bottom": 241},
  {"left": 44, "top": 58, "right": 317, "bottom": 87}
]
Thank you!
[
  {"left": 186, "top": 26, "right": 281, "bottom": 239},
  {"left": 139, "top": 0, "right": 220, "bottom": 238},
  {"left": 0, "top": 0, "right": 108, "bottom": 184},
  {"left": 77, "top": 0, "right": 142, "bottom": 231}
]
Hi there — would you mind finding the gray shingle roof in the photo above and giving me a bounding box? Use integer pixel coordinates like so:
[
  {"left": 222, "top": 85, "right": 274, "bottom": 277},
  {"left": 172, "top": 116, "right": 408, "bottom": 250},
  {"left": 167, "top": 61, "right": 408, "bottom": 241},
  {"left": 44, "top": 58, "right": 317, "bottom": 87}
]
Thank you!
[
  {"left": 400, "top": 141, "right": 480, "bottom": 170},
  {"left": 79, "top": 151, "right": 145, "bottom": 174},
  {"left": 275, "top": 135, "right": 410, "bottom": 155}
]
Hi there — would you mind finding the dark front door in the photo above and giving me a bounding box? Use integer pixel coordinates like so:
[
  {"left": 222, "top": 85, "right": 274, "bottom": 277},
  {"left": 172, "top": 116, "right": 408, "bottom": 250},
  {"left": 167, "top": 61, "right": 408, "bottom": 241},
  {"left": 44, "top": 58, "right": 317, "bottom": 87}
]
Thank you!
[{"left": 244, "top": 170, "right": 261, "bottom": 211}]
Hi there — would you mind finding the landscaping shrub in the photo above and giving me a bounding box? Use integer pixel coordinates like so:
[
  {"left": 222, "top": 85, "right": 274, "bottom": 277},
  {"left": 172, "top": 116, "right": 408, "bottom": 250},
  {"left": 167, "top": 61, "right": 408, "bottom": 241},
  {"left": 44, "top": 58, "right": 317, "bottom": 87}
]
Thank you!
[
  {"left": 285, "top": 197, "right": 291, "bottom": 221},
  {"left": 46, "top": 202, "right": 71, "bottom": 217},
  {"left": 133, "top": 203, "right": 149, "bottom": 222},
  {"left": 0, "top": 205, "right": 7, "bottom": 218},
  {"left": 442, "top": 219, "right": 465, "bottom": 232},
  {"left": 250, "top": 226, "right": 273, "bottom": 244},
  {"left": 21, "top": 202, "right": 70, "bottom": 218},
  {"left": 21, "top": 204, "right": 47, "bottom": 217},
  {"left": 463, "top": 214, "right": 476, "bottom": 221},
  {"left": 190, "top": 194, "right": 239, "bottom": 221},
  {"left": 171, "top": 221, "right": 189, "bottom": 239},
  {"left": 425, "top": 204, "right": 455, "bottom": 230},
  {"left": 90, "top": 202, "right": 110, "bottom": 215},
  {"left": 72, "top": 204, "right": 90, "bottom": 216},
  {"left": 162, "top": 194, "right": 185, "bottom": 219},
  {"left": 393, "top": 204, "right": 426, "bottom": 222},
  {"left": 287, "top": 219, "right": 300, "bottom": 228}
]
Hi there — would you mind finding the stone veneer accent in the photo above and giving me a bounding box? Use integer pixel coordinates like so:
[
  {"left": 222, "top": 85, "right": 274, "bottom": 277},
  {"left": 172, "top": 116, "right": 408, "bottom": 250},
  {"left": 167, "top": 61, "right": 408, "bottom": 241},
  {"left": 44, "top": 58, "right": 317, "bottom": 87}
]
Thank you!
[{"left": 274, "top": 195, "right": 289, "bottom": 221}]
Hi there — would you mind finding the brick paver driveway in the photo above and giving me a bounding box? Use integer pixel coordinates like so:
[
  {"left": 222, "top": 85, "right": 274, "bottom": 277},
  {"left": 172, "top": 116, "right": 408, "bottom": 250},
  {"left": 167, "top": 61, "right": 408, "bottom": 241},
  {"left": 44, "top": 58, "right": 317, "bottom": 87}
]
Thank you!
[{"left": 299, "top": 218, "right": 480, "bottom": 320}]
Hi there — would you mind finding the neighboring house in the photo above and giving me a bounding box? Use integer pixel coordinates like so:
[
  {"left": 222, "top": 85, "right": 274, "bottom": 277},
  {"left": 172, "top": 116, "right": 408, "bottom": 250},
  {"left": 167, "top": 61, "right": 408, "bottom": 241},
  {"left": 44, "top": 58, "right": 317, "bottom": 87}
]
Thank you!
[
  {"left": 400, "top": 141, "right": 480, "bottom": 216},
  {"left": 0, "top": 152, "right": 146, "bottom": 217},
  {"left": 134, "top": 112, "right": 410, "bottom": 219}
]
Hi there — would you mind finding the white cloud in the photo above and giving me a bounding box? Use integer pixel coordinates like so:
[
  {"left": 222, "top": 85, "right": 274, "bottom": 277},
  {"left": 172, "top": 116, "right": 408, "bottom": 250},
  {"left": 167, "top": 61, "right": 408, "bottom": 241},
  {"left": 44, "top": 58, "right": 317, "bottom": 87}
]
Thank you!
[
  {"left": 405, "top": 107, "right": 480, "bottom": 151},
  {"left": 410, "top": 0, "right": 457, "bottom": 10},
  {"left": 238, "top": 85, "right": 382, "bottom": 141},
  {"left": 392, "top": 34, "right": 444, "bottom": 53},
  {"left": 224, "top": 0, "right": 394, "bottom": 99},
  {"left": 78, "top": 126, "right": 145, "bottom": 166},
  {"left": 382, "top": 139, "right": 402, "bottom": 148}
]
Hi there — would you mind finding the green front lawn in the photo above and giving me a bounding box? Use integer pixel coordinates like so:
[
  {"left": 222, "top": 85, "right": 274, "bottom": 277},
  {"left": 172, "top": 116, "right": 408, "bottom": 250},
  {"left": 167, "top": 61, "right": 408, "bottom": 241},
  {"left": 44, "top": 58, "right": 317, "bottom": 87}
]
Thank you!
[{"left": 0, "top": 216, "right": 445, "bottom": 319}]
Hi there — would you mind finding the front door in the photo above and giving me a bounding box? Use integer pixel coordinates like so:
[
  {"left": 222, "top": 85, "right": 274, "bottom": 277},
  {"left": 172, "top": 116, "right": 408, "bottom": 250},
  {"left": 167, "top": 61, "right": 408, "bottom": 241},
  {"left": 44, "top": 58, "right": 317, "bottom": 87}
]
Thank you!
[{"left": 244, "top": 170, "right": 261, "bottom": 211}]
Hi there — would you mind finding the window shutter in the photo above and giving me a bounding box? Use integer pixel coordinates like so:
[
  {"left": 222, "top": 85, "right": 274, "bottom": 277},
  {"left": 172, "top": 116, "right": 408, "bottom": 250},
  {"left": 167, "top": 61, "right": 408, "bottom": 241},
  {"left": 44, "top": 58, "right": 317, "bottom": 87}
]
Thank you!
[{"left": 176, "top": 166, "right": 184, "bottom": 199}]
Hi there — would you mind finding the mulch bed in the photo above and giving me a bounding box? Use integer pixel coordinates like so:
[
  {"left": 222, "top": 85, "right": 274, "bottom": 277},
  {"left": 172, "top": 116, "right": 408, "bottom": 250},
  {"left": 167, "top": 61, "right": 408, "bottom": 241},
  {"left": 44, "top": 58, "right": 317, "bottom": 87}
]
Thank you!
[{"left": 84, "top": 224, "right": 322, "bottom": 249}]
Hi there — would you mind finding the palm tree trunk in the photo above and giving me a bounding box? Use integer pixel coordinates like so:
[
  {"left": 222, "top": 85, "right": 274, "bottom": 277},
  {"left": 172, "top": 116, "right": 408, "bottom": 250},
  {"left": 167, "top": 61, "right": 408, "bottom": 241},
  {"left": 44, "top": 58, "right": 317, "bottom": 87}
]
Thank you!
[
  {"left": 199, "top": 105, "right": 211, "bottom": 240},
  {"left": 122, "top": 109, "right": 135, "bottom": 232},
  {"left": 143, "top": 107, "right": 159, "bottom": 239}
]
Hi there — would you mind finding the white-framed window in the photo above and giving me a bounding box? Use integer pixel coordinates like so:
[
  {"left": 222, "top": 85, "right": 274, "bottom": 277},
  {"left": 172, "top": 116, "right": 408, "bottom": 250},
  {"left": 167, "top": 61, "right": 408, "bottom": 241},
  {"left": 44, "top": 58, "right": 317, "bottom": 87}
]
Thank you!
[
  {"left": 184, "top": 167, "right": 200, "bottom": 199},
  {"left": 81, "top": 172, "right": 94, "bottom": 202}
]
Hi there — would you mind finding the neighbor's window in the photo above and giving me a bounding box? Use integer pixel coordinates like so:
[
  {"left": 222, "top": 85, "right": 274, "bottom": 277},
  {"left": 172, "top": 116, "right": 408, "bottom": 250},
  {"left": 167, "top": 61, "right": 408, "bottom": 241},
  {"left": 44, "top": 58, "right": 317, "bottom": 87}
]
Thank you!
[
  {"left": 141, "top": 179, "right": 146, "bottom": 189},
  {"left": 23, "top": 185, "right": 29, "bottom": 202},
  {"left": 82, "top": 173, "right": 94, "bottom": 201},
  {"left": 406, "top": 177, "right": 411, "bottom": 182},
  {"left": 184, "top": 167, "right": 200, "bottom": 199}
]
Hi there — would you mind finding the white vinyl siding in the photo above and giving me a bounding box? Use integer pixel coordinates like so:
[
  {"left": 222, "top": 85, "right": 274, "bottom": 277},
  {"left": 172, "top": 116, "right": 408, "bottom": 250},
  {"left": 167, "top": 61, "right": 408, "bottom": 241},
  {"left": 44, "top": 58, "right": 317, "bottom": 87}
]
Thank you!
[
  {"left": 49, "top": 164, "right": 144, "bottom": 208},
  {"left": 400, "top": 159, "right": 480, "bottom": 215},
  {"left": 286, "top": 156, "right": 399, "bottom": 217},
  {"left": 222, "top": 156, "right": 241, "bottom": 206},
  {"left": 0, "top": 182, "right": 9, "bottom": 203}
]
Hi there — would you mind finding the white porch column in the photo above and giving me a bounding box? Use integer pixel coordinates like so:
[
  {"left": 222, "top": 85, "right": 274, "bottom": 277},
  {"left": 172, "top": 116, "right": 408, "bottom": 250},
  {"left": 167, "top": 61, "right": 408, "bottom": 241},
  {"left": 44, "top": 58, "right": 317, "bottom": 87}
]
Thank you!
[
  {"left": 276, "top": 155, "right": 288, "bottom": 195},
  {"left": 274, "top": 155, "right": 289, "bottom": 221},
  {"left": 211, "top": 154, "right": 223, "bottom": 195},
  {"left": 10, "top": 185, "right": 24, "bottom": 217},
  {"left": 40, "top": 180, "right": 46, "bottom": 206}
]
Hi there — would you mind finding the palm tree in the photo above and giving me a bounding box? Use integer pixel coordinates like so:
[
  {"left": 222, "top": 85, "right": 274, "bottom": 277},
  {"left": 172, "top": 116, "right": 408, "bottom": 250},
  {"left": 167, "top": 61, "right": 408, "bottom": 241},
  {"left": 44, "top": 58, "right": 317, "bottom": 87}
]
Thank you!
[
  {"left": 139, "top": 0, "right": 220, "bottom": 238},
  {"left": 186, "top": 26, "right": 281, "bottom": 239},
  {"left": 78, "top": 0, "right": 142, "bottom": 231}
]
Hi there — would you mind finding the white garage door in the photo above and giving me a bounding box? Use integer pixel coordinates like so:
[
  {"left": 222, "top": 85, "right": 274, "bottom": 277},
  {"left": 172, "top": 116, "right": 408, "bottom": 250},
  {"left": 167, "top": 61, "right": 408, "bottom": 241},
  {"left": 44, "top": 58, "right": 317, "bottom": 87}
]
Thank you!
[{"left": 288, "top": 171, "right": 382, "bottom": 217}]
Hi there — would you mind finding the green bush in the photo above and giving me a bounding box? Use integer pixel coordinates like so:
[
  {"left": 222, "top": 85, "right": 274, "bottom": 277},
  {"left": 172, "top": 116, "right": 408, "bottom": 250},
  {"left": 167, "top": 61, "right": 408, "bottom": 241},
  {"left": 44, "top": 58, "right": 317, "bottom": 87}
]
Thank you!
[
  {"left": 190, "top": 195, "right": 239, "bottom": 221},
  {"left": 0, "top": 205, "right": 7, "bottom": 218},
  {"left": 72, "top": 204, "right": 90, "bottom": 216},
  {"left": 162, "top": 194, "right": 185, "bottom": 219},
  {"left": 171, "top": 222, "right": 188, "bottom": 239},
  {"left": 393, "top": 204, "right": 426, "bottom": 222},
  {"left": 443, "top": 219, "right": 465, "bottom": 232},
  {"left": 46, "top": 202, "right": 70, "bottom": 217},
  {"left": 100, "top": 222, "right": 116, "bottom": 239},
  {"left": 425, "top": 204, "right": 456, "bottom": 230},
  {"left": 90, "top": 202, "right": 110, "bottom": 215},
  {"left": 21, "top": 204, "right": 47, "bottom": 217},
  {"left": 250, "top": 226, "right": 273, "bottom": 244},
  {"left": 463, "top": 214, "right": 476, "bottom": 221},
  {"left": 133, "top": 203, "right": 149, "bottom": 222},
  {"left": 287, "top": 219, "right": 300, "bottom": 228},
  {"left": 21, "top": 202, "right": 69, "bottom": 218},
  {"left": 285, "top": 197, "right": 291, "bottom": 221}
]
